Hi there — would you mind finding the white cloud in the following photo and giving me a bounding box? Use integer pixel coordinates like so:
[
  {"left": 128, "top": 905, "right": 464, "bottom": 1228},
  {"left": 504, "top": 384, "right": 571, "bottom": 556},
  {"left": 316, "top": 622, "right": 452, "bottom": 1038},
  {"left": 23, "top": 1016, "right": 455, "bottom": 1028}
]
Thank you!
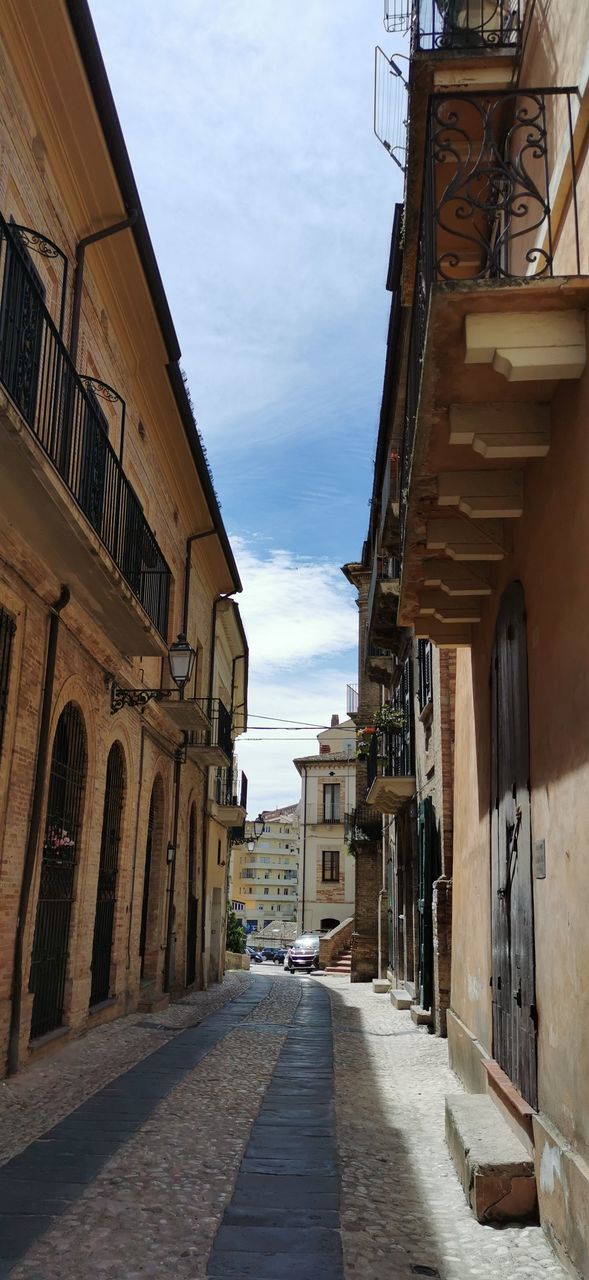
[
  {"left": 89, "top": 0, "right": 400, "bottom": 443},
  {"left": 231, "top": 536, "right": 357, "bottom": 668},
  {"left": 230, "top": 537, "right": 358, "bottom": 814}
]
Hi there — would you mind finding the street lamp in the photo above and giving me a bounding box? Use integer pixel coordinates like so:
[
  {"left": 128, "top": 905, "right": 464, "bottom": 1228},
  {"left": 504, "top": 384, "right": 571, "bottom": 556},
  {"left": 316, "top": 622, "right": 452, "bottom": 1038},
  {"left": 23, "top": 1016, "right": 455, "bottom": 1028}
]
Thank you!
[
  {"left": 246, "top": 813, "right": 265, "bottom": 853},
  {"left": 110, "top": 633, "right": 196, "bottom": 713}
]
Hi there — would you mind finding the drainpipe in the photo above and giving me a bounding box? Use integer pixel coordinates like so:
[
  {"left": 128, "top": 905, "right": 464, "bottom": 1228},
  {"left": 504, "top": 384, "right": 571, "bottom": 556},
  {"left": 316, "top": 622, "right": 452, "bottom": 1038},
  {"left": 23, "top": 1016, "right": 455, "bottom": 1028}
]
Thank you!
[
  {"left": 70, "top": 211, "right": 138, "bottom": 364},
  {"left": 377, "top": 819, "right": 387, "bottom": 982},
  {"left": 182, "top": 529, "right": 216, "bottom": 638},
  {"left": 163, "top": 744, "right": 183, "bottom": 993},
  {"left": 300, "top": 767, "right": 308, "bottom": 932},
  {"left": 7, "top": 586, "right": 70, "bottom": 1076},
  {"left": 126, "top": 724, "right": 146, "bottom": 974}
]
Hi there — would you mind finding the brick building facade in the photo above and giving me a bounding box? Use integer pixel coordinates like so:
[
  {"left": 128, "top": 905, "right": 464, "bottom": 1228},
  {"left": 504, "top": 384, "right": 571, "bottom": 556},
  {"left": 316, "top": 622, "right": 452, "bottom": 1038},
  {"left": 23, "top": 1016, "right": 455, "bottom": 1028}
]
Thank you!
[{"left": 0, "top": 0, "right": 247, "bottom": 1075}]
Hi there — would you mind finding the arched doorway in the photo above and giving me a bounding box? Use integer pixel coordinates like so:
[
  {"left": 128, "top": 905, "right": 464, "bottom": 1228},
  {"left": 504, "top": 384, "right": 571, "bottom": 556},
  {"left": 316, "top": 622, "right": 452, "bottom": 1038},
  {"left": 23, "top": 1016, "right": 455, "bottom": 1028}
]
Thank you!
[
  {"left": 29, "top": 702, "right": 87, "bottom": 1039},
  {"left": 139, "top": 776, "right": 164, "bottom": 981},
  {"left": 490, "top": 581, "right": 537, "bottom": 1108},
  {"left": 90, "top": 742, "right": 125, "bottom": 1006},
  {"left": 186, "top": 803, "right": 198, "bottom": 986},
  {"left": 320, "top": 918, "right": 340, "bottom": 931}
]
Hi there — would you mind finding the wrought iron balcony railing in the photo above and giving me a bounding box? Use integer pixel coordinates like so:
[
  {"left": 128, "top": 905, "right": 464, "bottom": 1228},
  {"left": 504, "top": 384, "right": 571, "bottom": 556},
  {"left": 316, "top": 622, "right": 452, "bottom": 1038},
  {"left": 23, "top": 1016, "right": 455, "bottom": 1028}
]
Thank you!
[
  {"left": 384, "top": 1, "right": 523, "bottom": 51},
  {"left": 346, "top": 683, "right": 359, "bottom": 716},
  {"left": 415, "top": 0, "right": 522, "bottom": 51},
  {"left": 345, "top": 804, "right": 383, "bottom": 844},
  {"left": 367, "top": 657, "right": 414, "bottom": 788},
  {"left": 0, "top": 214, "right": 170, "bottom": 638},
  {"left": 422, "top": 88, "right": 581, "bottom": 288},
  {"left": 186, "top": 698, "right": 233, "bottom": 759},
  {"left": 214, "top": 766, "right": 248, "bottom": 811},
  {"left": 374, "top": 46, "right": 408, "bottom": 172}
]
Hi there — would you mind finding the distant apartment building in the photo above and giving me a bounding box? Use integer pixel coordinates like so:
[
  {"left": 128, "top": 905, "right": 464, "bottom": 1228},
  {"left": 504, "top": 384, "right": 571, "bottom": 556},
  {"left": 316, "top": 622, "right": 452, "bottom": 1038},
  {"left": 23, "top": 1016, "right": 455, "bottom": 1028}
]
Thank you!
[
  {"left": 230, "top": 804, "right": 300, "bottom": 933},
  {"left": 294, "top": 717, "right": 356, "bottom": 934}
]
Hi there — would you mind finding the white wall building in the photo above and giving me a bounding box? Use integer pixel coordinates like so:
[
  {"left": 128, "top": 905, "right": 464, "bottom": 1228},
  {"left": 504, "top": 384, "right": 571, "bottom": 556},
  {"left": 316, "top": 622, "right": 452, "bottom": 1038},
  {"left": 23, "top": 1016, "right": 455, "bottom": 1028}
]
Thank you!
[{"left": 294, "top": 716, "right": 356, "bottom": 934}]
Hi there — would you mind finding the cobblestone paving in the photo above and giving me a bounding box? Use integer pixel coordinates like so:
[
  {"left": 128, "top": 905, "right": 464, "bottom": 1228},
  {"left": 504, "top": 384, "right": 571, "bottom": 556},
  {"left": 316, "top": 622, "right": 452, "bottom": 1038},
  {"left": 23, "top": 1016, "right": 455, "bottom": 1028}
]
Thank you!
[
  {"left": 326, "top": 976, "right": 570, "bottom": 1280},
  {"left": 0, "top": 972, "right": 254, "bottom": 1166},
  {"left": 0, "top": 970, "right": 572, "bottom": 1279},
  {"left": 2, "top": 974, "right": 302, "bottom": 1280}
]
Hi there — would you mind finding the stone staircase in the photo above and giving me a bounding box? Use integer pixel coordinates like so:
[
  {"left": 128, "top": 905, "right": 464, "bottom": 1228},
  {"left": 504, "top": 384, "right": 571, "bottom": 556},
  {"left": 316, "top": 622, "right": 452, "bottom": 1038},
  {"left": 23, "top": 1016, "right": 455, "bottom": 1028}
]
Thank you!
[{"left": 323, "top": 948, "right": 352, "bottom": 976}]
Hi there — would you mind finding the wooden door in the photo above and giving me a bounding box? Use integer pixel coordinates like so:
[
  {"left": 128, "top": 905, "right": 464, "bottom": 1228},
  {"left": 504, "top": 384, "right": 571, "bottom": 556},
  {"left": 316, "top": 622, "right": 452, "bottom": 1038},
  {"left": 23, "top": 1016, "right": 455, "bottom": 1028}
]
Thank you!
[{"left": 491, "top": 581, "right": 537, "bottom": 1108}]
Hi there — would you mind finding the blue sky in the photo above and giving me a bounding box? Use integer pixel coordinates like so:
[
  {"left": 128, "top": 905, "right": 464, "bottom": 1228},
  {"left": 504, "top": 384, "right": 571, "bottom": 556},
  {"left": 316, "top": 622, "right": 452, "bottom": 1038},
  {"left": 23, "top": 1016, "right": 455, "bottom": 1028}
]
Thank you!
[{"left": 90, "top": 1, "right": 405, "bottom": 813}]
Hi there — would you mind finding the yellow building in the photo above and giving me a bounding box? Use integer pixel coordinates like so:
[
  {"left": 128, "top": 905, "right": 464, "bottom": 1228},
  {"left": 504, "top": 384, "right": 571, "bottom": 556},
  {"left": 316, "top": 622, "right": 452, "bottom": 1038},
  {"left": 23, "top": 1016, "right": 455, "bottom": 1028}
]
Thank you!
[
  {"left": 230, "top": 805, "right": 300, "bottom": 937},
  {"left": 0, "top": 0, "right": 247, "bottom": 1074}
]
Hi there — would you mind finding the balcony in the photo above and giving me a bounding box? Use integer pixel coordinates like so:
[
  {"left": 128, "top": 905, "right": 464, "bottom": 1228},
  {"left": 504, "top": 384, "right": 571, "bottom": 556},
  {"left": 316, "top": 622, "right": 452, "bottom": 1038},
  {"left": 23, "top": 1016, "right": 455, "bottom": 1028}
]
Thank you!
[
  {"left": 186, "top": 698, "right": 232, "bottom": 767},
  {"left": 344, "top": 803, "right": 383, "bottom": 845},
  {"left": 367, "top": 553, "right": 400, "bottom": 646},
  {"left": 397, "top": 86, "right": 588, "bottom": 645},
  {"left": 210, "top": 766, "right": 248, "bottom": 828},
  {"left": 365, "top": 643, "right": 395, "bottom": 688},
  {"left": 158, "top": 696, "right": 211, "bottom": 732},
  {"left": 346, "top": 683, "right": 359, "bottom": 720},
  {"left": 366, "top": 728, "right": 416, "bottom": 815},
  {"left": 412, "top": 0, "right": 523, "bottom": 53},
  {"left": 0, "top": 215, "right": 170, "bottom": 655}
]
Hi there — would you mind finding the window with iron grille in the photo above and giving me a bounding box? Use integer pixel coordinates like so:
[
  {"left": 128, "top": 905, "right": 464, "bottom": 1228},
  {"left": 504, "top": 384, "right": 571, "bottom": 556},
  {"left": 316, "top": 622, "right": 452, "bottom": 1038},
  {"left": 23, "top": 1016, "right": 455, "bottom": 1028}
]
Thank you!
[
  {"left": 418, "top": 639, "right": 433, "bottom": 712},
  {"left": 322, "top": 850, "right": 340, "bottom": 883},
  {"left": 0, "top": 606, "right": 16, "bottom": 759},
  {"left": 322, "top": 783, "right": 340, "bottom": 823}
]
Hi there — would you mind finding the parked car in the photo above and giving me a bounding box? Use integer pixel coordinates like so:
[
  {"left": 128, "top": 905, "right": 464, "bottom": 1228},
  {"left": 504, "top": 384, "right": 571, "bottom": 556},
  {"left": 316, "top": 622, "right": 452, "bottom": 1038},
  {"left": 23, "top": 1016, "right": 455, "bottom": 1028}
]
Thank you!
[
  {"left": 286, "top": 934, "right": 321, "bottom": 974},
  {"left": 261, "top": 947, "right": 287, "bottom": 963},
  {"left": 246, "top": 947, "right": 264, "bottom": 964}
]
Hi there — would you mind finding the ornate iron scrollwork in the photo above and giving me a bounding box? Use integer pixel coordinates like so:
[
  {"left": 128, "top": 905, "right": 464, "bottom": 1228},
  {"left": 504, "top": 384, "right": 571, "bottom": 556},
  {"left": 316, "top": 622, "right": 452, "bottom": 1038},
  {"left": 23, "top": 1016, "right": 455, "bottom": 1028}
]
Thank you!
[
  {"left": 431, "top": 91, "right": 552, "bottom": 282},
  {"left": 110, "top": 682, "right": 175, "bottom": 714}
]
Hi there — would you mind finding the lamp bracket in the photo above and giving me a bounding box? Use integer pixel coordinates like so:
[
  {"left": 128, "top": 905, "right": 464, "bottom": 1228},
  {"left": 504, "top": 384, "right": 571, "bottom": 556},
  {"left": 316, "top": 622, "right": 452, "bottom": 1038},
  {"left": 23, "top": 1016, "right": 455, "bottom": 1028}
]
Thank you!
[{"left": 110, "top": 682, "right": 176, "bottom": 715}]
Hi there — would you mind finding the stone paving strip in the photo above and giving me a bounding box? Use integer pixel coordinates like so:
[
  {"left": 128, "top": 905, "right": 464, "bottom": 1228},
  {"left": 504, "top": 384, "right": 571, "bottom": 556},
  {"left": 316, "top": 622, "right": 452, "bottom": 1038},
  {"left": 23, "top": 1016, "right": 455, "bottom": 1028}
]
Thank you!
[
  {"left": 327, "top": 979, "right": 569, "bottom": 1280},
  {"left": 0, "top": 974, "right": 303, "bottom": 1279},
  {"left": 0, "top": 971, "right": 254, "bottom": 1167},
  {"left": 207, "top": 979, "right": 344, "bottom": 1280}
]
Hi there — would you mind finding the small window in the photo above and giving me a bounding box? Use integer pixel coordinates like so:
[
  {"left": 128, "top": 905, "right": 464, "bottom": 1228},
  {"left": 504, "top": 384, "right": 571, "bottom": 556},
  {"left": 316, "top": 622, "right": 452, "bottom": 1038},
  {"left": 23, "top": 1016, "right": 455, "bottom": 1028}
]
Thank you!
[
  {"left": 322, "top": 850, "right": 340, "bottom": 883},
  {"left": 264, "top": 887, "right": 269, "bottom": 896}
]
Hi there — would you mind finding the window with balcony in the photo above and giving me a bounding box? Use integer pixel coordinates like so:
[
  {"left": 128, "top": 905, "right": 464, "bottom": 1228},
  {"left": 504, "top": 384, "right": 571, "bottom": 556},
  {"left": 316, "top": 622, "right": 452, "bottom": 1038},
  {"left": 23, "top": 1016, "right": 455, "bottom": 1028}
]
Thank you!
[
  {"left": 323, "top": 783, "right": 340, "bottom": 824},
  {"left": 418, "top": 640, "right": 433, "bottom": 713},
  {"left": 322, "top": 851, "right": 340, "bottom": 883}
]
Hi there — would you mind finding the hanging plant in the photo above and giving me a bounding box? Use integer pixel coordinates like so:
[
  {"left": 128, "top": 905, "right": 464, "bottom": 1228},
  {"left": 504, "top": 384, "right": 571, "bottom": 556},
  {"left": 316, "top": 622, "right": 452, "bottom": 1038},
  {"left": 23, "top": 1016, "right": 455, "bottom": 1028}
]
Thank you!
[
  {"left": 355, "top": 726, "right": 376, "bottom": 760},
  {"left": 373, "top": 703, "right": 405, "bottom": 734}
]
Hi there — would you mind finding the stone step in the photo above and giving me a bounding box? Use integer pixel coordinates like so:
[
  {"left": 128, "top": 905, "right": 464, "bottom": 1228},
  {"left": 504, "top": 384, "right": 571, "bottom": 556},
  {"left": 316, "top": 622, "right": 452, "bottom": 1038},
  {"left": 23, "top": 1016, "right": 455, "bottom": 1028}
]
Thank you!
[
  {"left": 410, "top": 1003, "right": 432, "bottom": 1026},
  {"left": 445, "top": 1093, "right": 537, "bottom": 1224},
  {"left": 390, "top": 989, "right": 412, "bottom": 1010}
]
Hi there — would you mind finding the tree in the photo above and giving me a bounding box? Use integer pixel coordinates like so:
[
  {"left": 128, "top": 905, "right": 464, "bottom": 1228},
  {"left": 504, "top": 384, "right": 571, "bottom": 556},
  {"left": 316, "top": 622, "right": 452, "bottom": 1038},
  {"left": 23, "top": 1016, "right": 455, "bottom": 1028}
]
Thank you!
[{"left": 226, "top": 909, "right": 246, "bottom": 954}]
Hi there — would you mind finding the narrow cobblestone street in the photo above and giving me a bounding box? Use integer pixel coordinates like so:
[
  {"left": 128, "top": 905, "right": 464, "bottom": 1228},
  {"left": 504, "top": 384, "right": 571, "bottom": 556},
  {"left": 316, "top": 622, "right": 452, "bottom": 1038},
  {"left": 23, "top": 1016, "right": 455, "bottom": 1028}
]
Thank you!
[{"left": 0, "top": 971, "right": 569, "bottom": 1280}]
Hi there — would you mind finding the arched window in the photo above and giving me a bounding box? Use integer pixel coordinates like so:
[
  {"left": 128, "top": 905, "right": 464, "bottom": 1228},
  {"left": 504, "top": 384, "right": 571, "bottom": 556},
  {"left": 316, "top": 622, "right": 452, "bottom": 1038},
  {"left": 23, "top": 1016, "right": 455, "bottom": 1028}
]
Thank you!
[
  {"left": 29, "top": 702, "right": 87, "bottom": 1038},
  {"left": 90, "top": 742, "right": 125, "bottom": 1006},
  {"left": 186, "top": 802, "right": 198, "bottom": 986}
]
